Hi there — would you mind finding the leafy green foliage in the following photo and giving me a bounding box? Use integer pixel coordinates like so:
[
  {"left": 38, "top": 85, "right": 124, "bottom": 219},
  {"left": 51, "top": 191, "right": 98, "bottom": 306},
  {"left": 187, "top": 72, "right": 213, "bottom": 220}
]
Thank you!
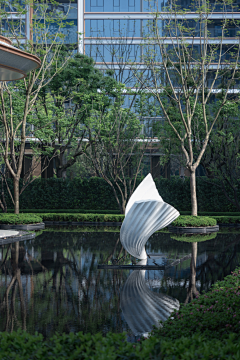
[
  {"left": 7, "top": 209, "right": 121, "bottom": 214},
  {"left": 40, "top": 52, "right": 119, "bottom": 178},
  {"left": 3, "top": 176, "right": 240, "bottom": 212},
  {"left": 153, "top": 267, "right": 240, "bottom": 341},
  {"left": 0, "top": 324, "right": 240, "bottom": 359},
  {"left": 41, "top": 213, "right": 124, "bottom": 223},
  {"left": 0, "top": 214, "right": 42, "bottom": 224},
  {"left": 181, "top": 211, "right": 240, "bottom": 216},
  {"left": 171, "top": 216, "right": 217, "bottom": 227},
  {"left": 209, "top": 216, "right": 240, "bottom": 224},
  {"left": 171, "top": 232, "right": 217, "bottom": 242}
]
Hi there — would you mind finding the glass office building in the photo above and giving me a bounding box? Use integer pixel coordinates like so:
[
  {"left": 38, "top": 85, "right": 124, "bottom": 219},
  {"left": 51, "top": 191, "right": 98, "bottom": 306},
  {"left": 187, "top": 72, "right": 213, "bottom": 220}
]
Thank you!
[{"left": 4, "top": 0, "right": 240, "bottom": 177}]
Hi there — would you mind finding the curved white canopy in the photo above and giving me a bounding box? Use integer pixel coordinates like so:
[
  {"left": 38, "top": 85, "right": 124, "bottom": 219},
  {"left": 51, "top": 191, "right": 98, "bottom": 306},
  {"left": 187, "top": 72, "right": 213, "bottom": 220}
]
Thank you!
[{"left": 0, "top": 35, "right": 41, "bottom": 81}]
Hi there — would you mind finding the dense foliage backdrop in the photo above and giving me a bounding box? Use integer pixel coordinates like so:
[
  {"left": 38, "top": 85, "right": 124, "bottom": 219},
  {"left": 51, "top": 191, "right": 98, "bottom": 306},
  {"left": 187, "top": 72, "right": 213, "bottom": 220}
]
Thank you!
[{"left": 2, "top": 177, "right": 240, "bottom": 212}]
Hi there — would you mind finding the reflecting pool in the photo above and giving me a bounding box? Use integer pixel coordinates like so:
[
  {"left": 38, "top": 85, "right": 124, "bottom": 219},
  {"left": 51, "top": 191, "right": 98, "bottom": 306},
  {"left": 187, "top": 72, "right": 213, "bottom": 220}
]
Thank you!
[{"left": 0, "top": 227, "right": 240, "bottom": 340}]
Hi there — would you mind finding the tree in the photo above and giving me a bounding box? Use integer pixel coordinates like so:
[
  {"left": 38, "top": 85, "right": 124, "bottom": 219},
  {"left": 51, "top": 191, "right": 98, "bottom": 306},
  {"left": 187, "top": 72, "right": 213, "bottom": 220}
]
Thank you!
[
  {"left": 38, "top": 51, "right": 119, "bottom": 178},
  {"left": 0, "top": 0, "right": 73, "bottom": 213},
  {"left": 84, "top": 91, "right": 151, "bottom": 214},
  {"left": 130, "top": 0, "right": 240, "bottom": 215},
  {"left": 199, "top": 100, "right": 240, "bottom": 210}
]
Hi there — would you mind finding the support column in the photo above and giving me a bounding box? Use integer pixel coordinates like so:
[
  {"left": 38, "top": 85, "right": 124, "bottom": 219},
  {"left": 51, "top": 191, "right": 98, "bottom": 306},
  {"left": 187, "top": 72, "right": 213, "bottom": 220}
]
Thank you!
[{"left": 78, "top": 0, "right": 84, "bottom": 53}]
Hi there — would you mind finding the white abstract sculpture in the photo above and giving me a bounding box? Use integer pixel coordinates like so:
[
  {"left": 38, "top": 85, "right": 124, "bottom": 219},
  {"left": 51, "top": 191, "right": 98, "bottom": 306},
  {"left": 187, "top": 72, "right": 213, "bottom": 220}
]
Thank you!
[
  {"left": 120, "top": 174, "right": 180, "bottom": 259},
  {"left": 120, "top": 259, "right": 180, "bottom": 336}
]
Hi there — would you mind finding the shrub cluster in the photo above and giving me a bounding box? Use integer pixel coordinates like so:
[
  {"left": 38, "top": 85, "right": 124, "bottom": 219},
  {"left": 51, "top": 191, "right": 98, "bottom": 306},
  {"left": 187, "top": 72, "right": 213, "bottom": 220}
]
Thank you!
[
  {"left": 0, "top": 214, "right": 42, "bottom": 224},
  {"left": 2, "top": 176, "right": 240, "bottom": 212},
  {"left": 181, "top": 211, "right": 240, "bottom": 216},
  {"left": 0, "top": 323, "right": 240, "bottom": 359},
  {"left": 153, "top": 267, "right": 240, "bottom": 341},
  {"left": 8, "top": 209, "right": 121, "bottom": 214},
  {"left": 41, "top": 213, "right": 124, "bottom": 223},
  {"left": 171, "top": 216, "right": 217, "bottom": 227},
  {"left": 209, "top": 216, "right": 240, "bottom": 224}
]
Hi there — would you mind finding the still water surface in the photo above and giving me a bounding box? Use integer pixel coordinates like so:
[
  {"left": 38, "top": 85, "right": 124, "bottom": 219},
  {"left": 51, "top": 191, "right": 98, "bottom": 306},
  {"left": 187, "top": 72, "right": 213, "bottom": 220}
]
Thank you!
[{"left": 0, "top": 228, "right": 239, "bottom": 340}]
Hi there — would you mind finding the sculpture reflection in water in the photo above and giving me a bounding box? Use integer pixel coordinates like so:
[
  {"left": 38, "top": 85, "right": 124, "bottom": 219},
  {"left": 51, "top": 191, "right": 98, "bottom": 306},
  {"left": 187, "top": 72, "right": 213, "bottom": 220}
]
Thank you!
[
  {"left": 120, "top": 242, "right": 200, "bottom": 336},
  {"left": 120, "top": 259, "right": 180, "bottom": 337},
  {"left": 120, "top": 174, "right": 180, "bottom": 259}
]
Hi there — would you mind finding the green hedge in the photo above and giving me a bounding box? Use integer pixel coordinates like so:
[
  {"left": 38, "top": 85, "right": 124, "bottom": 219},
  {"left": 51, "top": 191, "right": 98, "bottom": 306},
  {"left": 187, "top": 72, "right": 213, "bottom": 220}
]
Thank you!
[
  {"left": 171, "top": 216, "right": 217, "bottom": 227},
  {"left": 41, "top": 213, "right": 124, "bottom": 222},
  {"left": 2, "top": 176, "right": 240, "bottom": 212},
  {"left": 181, "top": 211, "right": 240, "bottom": 216},
  {"left": 7, "top": 209, "right": 121, "bottom": 214},
  {"left": 209, "top": 216, "right": 240, "bottom": 224},
  {"left": 0, "top": 214, "right": 42, "bottom": 224},
  {"left": 2, "top": 213, "right": 238, "bottom": 226}
]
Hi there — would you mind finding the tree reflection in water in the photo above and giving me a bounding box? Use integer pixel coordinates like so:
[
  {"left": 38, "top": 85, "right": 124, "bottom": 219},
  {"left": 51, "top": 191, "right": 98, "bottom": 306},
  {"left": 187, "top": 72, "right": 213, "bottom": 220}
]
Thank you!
[{"left": 0, "top": 229, "right": 239, "bottom": 337}]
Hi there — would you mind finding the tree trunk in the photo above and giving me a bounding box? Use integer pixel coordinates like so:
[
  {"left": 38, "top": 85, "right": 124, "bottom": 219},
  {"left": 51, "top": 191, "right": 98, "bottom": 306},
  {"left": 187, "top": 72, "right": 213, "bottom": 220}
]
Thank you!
[
  {"left": 13, "top": 177, "right": 20, "bottom": 214},
  {"left": 190, "top": 170, "right": 197, "bottom": 216}
]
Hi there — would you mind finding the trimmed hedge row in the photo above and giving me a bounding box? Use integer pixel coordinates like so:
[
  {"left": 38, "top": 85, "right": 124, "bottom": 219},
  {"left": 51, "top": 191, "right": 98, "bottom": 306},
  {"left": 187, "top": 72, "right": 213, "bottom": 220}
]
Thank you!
[
  {"left": 2, "top": 176, "right": 240, "bottom": 212},
  {"left": 0, "top": 330, "right": 240, "bottom": 360},
  {"left": 2, "top": 214, "right": 239, "bottom": 226},
  {"left": 8, "top": 209, "right": 120, "bottom": 214},
  {"left": 40, "top": 213, "right": 124, "bottom": 222},
  {"left": 209, "top": 216, "right": 240, "bottom": 224},
  {"left": 171, "top": 216, "right": 217, "bottom": 227},
  {"left": 0, "top": 214, "right": 42, "bottom": 224},
  {"left": 181, "top": 211, "right": 240, "bottom": 216}
]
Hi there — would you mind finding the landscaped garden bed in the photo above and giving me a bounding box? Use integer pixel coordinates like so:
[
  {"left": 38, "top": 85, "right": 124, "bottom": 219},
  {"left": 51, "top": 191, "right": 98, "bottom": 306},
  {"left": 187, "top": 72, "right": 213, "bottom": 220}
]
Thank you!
[
  {"left": 0, "top": 214, "right": 45, "bottom": 230},
  {"left": 169, "top": 215, "right": 219, "bottom": 233},
  {"left": 3, "top": 213, "right": 240, "bottom": 229},
  {"left": 40, "top": 213, "right": 124, "bottom": 225}
]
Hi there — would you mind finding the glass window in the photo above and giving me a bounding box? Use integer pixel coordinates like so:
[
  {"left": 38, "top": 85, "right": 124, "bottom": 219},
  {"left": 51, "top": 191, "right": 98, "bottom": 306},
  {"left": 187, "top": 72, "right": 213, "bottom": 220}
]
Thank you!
[
  {"left": 143, "top": 0, "right": 164, "bottom": 11},
  {"left": 85, "top": 0, "right": 141, "bottom": 12},
  {"left": 1, "top": 19, "right": 26, "bottom": 39},
  {"left": 85, "top": 19, "right": 142, "bottom": 37}
]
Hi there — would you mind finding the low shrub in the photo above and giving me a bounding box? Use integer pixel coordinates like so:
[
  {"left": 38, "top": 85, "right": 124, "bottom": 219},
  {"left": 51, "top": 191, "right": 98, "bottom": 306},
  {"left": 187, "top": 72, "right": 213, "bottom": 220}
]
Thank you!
[
  {"left": 153, "top": 267, "right": 240, "bottom": 341},
  {"left": 41, "top": 213, "right": 124, "bottom": 223},
  {"left": 43, "top": 226, "right": 121, "bottom": 233},
  {"left": 171, "top": 216, "right": 217, "bottom": 227},
  {"left": 181, "top": 211, "right": 240, "bottom": 216},
  {"left": 0, "top": 327, "right": 240, "bottom": 359},
  {"left": 209, "top": 216, "right": 240, "bottom": 224},
  {"left": 0, "top": 214, "right": 42, "bottom": 224},
  {"left": 170, "top": 232, "right": 217, "bottom": 242},
  {"left": 7, "top": 209, "right": 121, "bottom": 214}
]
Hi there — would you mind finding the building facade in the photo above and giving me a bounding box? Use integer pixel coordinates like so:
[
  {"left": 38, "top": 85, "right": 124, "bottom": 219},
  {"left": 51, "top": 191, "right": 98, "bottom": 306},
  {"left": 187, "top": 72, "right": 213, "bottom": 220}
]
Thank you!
[{"left": 3, "top": 0, "right": 239, "bottom": 178}]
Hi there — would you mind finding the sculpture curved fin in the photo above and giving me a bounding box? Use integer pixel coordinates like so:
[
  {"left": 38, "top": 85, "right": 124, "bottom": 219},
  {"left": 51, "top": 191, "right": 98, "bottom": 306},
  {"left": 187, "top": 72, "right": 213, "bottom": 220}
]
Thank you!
[
  {"left": 121, "top": 199, "right": 180, "bottom": 259},
  {"left": 125, "top": 173, "right": 163, "bottom": 216}
]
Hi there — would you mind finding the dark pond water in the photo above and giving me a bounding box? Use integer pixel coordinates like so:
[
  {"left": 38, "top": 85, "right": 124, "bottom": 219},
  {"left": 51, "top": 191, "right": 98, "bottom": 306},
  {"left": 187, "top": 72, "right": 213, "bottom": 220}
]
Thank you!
[{"left": 0, "top": 227, "right": 240, "bottom": 340}]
